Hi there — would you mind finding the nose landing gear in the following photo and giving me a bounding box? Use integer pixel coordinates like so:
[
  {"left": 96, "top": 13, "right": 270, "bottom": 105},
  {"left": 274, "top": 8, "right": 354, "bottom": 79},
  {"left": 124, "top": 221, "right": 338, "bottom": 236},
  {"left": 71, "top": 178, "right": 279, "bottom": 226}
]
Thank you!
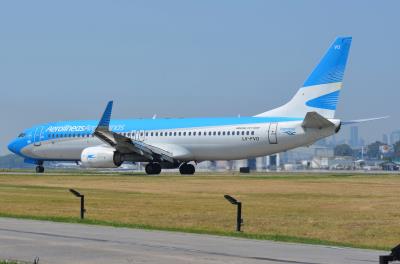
[{"left": 35, "top": 165, "right": 44, "bottom": 173}]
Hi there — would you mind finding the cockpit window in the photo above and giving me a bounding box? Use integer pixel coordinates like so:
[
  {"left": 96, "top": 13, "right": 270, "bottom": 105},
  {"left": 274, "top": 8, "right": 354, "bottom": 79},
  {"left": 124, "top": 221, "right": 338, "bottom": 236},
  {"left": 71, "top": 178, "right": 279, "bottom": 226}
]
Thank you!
[{"left": 18, "top": 133, "right": 26, "bottom": 138}]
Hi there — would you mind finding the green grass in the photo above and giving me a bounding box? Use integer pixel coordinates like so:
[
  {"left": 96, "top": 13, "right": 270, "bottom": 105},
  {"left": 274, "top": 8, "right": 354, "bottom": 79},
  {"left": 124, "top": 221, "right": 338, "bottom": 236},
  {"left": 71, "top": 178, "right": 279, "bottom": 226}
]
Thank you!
[
  {"left": 0, "top": 260, "right": 28, "bottom": 264},
  {"left": 1, "top": 171, "right": 400, "bottom": 250}
]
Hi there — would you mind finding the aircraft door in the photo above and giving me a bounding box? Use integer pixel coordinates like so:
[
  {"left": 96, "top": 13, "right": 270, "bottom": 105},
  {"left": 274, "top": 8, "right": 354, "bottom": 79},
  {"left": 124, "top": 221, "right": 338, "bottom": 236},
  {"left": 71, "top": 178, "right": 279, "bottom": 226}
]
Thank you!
[
  {"left": 268, "top": 123, "right": 278, "bottom": 144},
  {"left": 33, "top": 127, "right": 45, "bottom": 146}
]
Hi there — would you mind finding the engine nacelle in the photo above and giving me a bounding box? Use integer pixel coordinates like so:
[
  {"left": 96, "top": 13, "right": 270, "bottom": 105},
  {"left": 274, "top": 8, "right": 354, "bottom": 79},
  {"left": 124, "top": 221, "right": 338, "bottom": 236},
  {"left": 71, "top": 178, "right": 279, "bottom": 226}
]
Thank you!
[{"left": 81, "top": 146, "right": 123, "bottom": 168}]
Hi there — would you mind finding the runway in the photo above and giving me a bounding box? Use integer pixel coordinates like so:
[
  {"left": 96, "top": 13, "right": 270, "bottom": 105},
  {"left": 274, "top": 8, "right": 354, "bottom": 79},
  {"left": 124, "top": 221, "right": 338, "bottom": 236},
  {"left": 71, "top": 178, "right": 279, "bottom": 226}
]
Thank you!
[{"left": 0, "top": 217, "right": 385, "bottom": 264}]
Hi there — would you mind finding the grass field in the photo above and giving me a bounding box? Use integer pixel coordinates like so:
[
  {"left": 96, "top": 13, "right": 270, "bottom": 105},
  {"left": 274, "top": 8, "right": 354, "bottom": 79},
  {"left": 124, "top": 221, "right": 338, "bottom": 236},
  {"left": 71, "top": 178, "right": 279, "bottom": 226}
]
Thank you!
[{"left": 1, "top": 171, "right": 400, "bottom": 250}]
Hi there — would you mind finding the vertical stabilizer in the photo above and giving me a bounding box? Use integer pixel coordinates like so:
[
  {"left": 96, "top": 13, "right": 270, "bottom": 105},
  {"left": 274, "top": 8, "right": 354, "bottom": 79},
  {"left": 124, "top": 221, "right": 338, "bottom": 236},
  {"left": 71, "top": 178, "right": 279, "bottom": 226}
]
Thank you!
[{"left": 255, "top": 37, "right": 352, "bottom": 119}]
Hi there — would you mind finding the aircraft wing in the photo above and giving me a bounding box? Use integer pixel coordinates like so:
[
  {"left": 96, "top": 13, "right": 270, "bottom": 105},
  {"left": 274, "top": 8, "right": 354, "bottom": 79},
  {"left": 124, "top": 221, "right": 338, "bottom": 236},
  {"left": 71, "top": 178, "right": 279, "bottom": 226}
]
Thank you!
[{"left": 93, "top": 101, "right": 176, "bottom": 164}]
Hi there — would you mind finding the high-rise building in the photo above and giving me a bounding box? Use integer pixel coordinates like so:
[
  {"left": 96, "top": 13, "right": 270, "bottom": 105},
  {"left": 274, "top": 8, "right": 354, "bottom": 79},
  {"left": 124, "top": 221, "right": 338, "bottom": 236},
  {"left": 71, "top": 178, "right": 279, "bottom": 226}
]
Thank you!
[
  {"left": 390, "top": 130, "right": 400, "bottom": 145},
  {"left": 382, "top": 134, "right": 388, "bottom": 144},
  {"left": 349, "top": 126, "right": 359, "bottom": 147}
]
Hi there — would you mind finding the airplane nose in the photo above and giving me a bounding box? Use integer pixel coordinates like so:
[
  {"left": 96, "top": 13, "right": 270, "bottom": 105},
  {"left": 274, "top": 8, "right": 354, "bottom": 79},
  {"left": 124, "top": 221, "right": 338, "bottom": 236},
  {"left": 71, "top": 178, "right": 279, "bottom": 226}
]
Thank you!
[{"left": 8, "top": 140, "right": 19, "bottom": 154}]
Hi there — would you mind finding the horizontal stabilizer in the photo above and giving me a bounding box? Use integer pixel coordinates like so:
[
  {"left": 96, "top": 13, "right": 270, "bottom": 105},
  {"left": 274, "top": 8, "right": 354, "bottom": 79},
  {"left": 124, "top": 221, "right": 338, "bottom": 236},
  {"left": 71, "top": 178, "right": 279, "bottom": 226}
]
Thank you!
[
  {"left": 341, "top": 116, "right": 389, "bottom": 125},
  {"left": 302, "top": 112, "right": 334, "bottom": 129}
]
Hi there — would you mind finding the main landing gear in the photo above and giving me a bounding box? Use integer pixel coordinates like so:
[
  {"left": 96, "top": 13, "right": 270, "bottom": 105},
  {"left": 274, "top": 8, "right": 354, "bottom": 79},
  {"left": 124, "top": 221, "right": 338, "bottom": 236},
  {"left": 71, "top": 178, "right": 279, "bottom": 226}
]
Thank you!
[
  {"left": 144, "top": 162, "right": 196, "bottom": 175},
  {"left": 35, "top": 165, "right": 44, "bottom": 173},
  {"left": 145, "top": 163, "right": 162, "bottom": 175},
  {"left": 179, "top": 163, "right": 195, "bottom": 175}
]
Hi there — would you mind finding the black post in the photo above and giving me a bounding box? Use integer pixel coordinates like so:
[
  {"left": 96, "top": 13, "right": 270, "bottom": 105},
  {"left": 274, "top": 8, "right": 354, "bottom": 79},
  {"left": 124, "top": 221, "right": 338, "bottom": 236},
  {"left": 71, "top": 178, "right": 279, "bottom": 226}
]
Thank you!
[
  {"left": 80, "top": 195, "right": 85, "bottom": 219},
  {"left": 224, "top": 195, "right": 243, "bottom": 232},
  {"left": 236, "top": 202, "right": 242, "bottom": 232},
  {"left": 69, "top": 189, "right": 85, "bottom": 220}
]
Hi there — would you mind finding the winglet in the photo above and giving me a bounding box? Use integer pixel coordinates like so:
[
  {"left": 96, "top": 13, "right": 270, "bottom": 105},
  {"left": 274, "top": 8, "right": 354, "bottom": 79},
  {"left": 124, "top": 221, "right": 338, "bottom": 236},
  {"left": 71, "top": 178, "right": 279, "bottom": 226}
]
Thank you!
[{"left": 97, "top": 101, "right": 113, "bottom": 130}]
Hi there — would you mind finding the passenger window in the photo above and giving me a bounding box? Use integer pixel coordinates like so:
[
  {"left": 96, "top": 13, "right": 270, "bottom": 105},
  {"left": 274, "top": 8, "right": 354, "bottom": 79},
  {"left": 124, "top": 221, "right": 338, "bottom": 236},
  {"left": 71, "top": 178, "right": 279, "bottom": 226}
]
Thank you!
[
  {"left": 169, "top": 132, "right": 172, "bottom": 136},
  {"left": 155, "top": 132, "right": 158, "bottom": 136},
  {"left": 183, "top": 132, "right": 186, "bottom": 136},
  {"left": 188, "top": 132, "right": 191, "bottom": 136},
  {"left": 208, "top": 131, "right": 211, "bottom": 136},
  {"left": 217, "top": 131, "right": 221, "bottom": 136},
  {"left": 193, "top": 132, "right": 196, "bottom": 136},
  {"left": 241, "top": 131, "right": 245, "bottom": 135},
  {"left": 246, "top": 131, "right": 250, "bottom": 135},
  {"left": 160, "top": 132, "right": 163, "bottom": 136},
  {"left": 227, "top": 131, "right": 230, "bottom": 135},
  {"left": 251, "top": 131, "right": 255, "bottom": 135},
  {"left": 174, "top": 132, "right": 177, "bottom": 136},
  {"left": 178, "top": 132, "right": 181, "bottom": 136},
  {"left": 213, "top": 131, "right": 216, "bottom": 136},
  {"left": 151, "top": 132, "right": 154, "bottom": 137}
]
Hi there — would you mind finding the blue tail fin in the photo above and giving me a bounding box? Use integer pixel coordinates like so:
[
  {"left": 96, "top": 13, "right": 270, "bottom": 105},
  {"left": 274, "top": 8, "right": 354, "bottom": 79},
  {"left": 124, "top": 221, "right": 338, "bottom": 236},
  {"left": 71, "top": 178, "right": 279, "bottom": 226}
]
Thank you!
[
  {"left": 303, "top": 37, "right": 352, "bottom": 87},
  {"left": 256, "top": 37, "right": 352, "bottom": 119}
]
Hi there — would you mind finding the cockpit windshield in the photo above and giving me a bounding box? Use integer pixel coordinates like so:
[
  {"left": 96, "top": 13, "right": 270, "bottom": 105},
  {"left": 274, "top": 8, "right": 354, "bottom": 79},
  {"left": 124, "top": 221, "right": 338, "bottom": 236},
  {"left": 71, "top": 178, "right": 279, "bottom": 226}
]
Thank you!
[{"left": 18, "top": 133, "right": 26, "bottom": 138}]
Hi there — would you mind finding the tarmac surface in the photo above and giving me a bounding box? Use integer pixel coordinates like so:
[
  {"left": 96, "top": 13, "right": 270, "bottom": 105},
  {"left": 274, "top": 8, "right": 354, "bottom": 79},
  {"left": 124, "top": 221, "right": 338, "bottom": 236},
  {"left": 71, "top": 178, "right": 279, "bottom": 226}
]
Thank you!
[{"left": 0, "top": 217, "right": 387, "bottom": 264}]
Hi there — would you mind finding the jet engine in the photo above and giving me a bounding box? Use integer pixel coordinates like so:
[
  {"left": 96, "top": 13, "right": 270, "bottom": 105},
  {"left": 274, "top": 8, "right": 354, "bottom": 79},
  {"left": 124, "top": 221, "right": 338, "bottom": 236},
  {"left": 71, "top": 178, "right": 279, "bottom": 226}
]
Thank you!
[{"left": 81, "top": 146, "right": 123, "bottom": 168}]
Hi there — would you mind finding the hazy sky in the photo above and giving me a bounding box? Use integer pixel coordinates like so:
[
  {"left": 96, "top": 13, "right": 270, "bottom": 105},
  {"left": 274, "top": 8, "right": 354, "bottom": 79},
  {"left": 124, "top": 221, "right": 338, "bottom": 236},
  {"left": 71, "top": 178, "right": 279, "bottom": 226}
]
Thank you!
[{"left": 1, "top": 1, "right": 399, "bottom": 155}]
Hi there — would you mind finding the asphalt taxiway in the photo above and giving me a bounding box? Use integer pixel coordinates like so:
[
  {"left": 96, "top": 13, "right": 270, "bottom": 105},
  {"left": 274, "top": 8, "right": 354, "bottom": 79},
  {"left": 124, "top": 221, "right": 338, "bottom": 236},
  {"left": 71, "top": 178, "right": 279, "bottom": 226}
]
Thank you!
[{"left": 0, "top": 217, "right": 386, "bottom": 264}]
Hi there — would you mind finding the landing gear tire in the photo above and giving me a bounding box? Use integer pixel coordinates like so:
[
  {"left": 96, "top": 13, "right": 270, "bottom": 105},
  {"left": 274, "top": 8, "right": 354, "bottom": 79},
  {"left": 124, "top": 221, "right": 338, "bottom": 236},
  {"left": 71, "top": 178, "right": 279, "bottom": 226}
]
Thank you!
[
  {"left": 35, "top": 165, "right": 44, "bottom": 173},
  {"left": 179, "top": 163, "right": 195, "bottom": 175},
  {"left": 145, "top": 163, "right": 162, "bottom": 175}
]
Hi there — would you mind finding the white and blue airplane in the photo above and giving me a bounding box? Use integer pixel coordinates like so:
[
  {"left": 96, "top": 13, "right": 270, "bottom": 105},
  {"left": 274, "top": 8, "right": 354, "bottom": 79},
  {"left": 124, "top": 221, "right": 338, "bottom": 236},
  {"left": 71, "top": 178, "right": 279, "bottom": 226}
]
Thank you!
[{"left": 7, "top": 37, "right": 384, "bottom": 174}]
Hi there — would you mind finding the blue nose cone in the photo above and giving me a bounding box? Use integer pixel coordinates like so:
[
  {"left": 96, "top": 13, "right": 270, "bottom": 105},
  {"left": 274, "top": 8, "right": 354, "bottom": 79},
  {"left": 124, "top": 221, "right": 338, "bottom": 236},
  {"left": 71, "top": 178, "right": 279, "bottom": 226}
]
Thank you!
[{"left": 8, "top": 140, "right": 19, "bottom": 154}]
